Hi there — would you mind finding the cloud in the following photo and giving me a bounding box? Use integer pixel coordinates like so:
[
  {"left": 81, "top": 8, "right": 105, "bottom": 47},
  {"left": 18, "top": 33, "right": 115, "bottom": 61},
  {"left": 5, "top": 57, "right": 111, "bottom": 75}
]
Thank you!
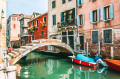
[{"left": 7, "top": 0, "right": 48, "bottom": 18}]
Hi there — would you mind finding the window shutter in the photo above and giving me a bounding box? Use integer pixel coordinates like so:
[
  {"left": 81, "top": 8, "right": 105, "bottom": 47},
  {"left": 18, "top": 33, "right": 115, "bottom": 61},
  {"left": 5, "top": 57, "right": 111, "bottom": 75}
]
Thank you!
[
  {"left": 72, "top": 8, "right": 75, "bottom": 23},
  {"left": 90, "top": 11, "right": 93, "bottom": 23},
  {"left": 101, "top": 7, "right": 105, "bottom": 21},
  {"left": 82, "top": 14, "right": 84, "bottom": 25},
  {"left": 66, "top": 10, "right": 68, "bottom": 23},
  {"left": 78, "top": 0, "right": 80, "bottom": 6},
  {"left": 97, "top": 9, "right": 100, "bottom": 22},
  {"left": 77, "top": 15, "right": 80, "bottom": 26},
  {"left": 110, "top": 4, "right": 113, "bottom": 19},
  {"left": 54, "top": 15, "right": 56, "bottom": 25},
  {"left": 61, "top": 12, "right": 64, "bottom": 24},
  {"left": 81, "top": 0, "right": 83, "bottom": 5}
]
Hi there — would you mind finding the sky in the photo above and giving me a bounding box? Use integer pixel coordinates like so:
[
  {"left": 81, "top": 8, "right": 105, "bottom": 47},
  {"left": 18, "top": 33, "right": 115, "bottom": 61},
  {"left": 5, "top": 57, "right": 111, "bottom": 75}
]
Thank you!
[{"left": 7, "top": 0, "right": 48, "bottom": 18}]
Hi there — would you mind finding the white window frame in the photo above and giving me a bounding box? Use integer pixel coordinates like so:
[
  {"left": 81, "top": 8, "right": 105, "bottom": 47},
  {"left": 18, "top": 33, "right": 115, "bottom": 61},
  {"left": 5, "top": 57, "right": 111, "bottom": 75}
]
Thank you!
[
  {"left": 91, "top": 30, "right": 99, "bottom": 44},
  {"left": 102, "top": 28, "right": 113, "bottom": 44}
]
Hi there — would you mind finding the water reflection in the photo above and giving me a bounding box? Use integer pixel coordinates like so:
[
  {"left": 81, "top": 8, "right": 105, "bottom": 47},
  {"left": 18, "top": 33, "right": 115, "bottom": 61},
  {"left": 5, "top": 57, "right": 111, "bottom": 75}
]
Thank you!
[{"left": 17, "top": 52, "right": 120, "bottom": 79}]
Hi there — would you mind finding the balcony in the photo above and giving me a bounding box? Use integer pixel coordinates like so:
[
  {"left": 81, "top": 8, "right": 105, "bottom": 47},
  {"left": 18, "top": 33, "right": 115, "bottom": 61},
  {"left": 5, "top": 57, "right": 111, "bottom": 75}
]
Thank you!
[{"left": 57, "top": 19, "right": 76, "bottom": 29}]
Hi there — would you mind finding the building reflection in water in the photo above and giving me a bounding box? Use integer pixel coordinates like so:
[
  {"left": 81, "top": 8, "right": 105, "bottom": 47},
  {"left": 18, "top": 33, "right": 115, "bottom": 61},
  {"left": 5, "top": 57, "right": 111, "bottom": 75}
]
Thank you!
[{"left": 17, "top": 52, "right": 120, "bottom": 79}]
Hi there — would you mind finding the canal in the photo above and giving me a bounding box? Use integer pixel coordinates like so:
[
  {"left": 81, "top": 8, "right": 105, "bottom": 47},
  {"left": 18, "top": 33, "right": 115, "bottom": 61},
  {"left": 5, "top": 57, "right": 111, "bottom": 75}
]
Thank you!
[{"left": 17, "top": 52, "right": 120, "bottom": 79}]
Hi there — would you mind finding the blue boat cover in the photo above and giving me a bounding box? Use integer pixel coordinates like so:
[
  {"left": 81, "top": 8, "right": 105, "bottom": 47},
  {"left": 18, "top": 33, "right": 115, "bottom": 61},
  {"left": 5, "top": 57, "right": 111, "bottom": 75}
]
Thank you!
[{"left": 76, "top": 54, "right": 95, "bottom": 63}]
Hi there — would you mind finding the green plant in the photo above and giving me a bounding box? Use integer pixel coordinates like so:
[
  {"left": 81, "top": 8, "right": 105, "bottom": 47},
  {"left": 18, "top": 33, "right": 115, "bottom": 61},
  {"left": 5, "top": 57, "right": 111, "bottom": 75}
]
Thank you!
[{"left": 11, "top": 56, "right": 14, "bottom": 59}]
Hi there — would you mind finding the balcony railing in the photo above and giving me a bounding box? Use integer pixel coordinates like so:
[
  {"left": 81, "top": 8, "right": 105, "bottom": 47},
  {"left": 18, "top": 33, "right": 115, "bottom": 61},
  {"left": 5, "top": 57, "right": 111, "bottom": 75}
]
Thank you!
[{"left": 58, "top": 19, "right": 76, "bottom": 28}]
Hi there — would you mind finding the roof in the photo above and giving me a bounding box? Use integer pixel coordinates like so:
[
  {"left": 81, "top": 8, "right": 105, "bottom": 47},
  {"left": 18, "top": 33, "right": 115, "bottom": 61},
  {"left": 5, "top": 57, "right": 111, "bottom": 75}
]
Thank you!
[{"left": 28, "top": 12, "right": 48, "bottom": 23}]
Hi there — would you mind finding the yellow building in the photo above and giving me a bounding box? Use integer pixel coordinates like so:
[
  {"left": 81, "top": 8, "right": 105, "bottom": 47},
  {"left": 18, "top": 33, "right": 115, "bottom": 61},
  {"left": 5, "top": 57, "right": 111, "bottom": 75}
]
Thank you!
[
  {"left": 0, "top": 0, "right": 7, "bottom": 58},
  {"left": 7, "top": 14, "right": 22, "bottom": 48}
]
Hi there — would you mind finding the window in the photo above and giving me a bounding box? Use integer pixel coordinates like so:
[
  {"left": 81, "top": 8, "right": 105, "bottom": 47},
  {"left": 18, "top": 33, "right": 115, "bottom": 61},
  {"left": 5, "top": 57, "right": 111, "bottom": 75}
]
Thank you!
[
  {"left": 77, "top": 14, "right": 84, "bottom": 26},
  {"left": 92, "top": 31, "right": 98, "bottom": 43},
  {"left": 68, "top": 0, "right": 72, "bottom": 2},
  {"left": 90, "top": 9, "right": 99, "bottom": 23},
  {"left": 61, "top": 8, "right": 75, "bottom": 25},
  {"left": 52, "top": 1, "right": 56, "bottom": 9},
  {"left": 13, "top": 24, "right": 16, "bottom": 29},
  {"left": 42, "top": 31, "right": 43, "bottom": 37},
  {"left": 101, "top": 4, "right": 113, "bottom": 21},
  {"left": 62, "top": 0, "right": 66, "bottom": 4},
  {"left": 52, "top": 15, "right": 56, "bottom": 25},
  {"left": 31, "top": 22, "right": 34, "bottom": 26},
  {"left": 105, "top": 6, "right": 110, "bottom": 20},
  {"left": 44, "top": 16, "right": 46, "bottom": 24},
  {"left": 103, "top": 29, "right": 112, "bottom": 43},
  {"left": 78, "top": 0, "right": 83, "bottom": 6},
  {"left": 93, "top": 10, "right": 97, "bottom": 22},
  {"left": 36, "top": 20, "right": 38, "bottom": 27},
  {"left": 12, "top": 17, "right": 16, "bottom": 21}
]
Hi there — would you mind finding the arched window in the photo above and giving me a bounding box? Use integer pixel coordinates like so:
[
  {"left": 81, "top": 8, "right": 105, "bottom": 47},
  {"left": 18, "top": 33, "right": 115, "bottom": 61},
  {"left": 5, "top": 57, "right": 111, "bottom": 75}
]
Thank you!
[{"left": 13, "top": 24, "right": 16, "bottom": 29}]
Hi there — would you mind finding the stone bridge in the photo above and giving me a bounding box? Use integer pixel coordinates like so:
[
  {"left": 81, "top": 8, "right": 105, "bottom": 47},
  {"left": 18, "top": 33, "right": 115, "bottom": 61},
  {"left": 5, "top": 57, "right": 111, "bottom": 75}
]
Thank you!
[{"left": 7, "top": 39, "right": 74, "bottom": 65}]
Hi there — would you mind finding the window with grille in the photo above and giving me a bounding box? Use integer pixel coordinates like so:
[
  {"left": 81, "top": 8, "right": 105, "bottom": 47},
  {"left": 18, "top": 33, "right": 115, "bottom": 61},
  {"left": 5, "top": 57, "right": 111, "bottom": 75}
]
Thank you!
[
  {"left": 92, "top": 31, "right": 98, "bottom": 43},
  {"left": 103, "top": 29, "right": 112, "bottom": 43}
]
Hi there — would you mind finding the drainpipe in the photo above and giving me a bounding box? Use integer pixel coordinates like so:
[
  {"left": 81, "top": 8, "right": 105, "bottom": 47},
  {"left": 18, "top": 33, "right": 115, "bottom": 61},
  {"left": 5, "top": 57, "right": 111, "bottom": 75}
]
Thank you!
[
  {"left": 76, "top": 0, "right": 79, "bottom": 52},
  {"left": 76, "top": 0, "right": 78, "bottom": 37}
]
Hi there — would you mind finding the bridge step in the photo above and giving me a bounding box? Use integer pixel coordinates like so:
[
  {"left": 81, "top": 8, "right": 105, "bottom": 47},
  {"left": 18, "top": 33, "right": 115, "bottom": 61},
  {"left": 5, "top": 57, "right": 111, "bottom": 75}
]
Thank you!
[
  {"left": 18, "top": 48, "right": 27, "bottom": 52},
  {"left": 8, "top": 53, "right": 15, "bottom": 58},
  {"left": 26, "top": 43, "right": 33, "bottom": 46},
  {"left": 32, "top": 40, "right": 40, "bottom": 43},
  {"left": 11, "top": 51, "right": 19, "bottom": 56},
  {"left": 21, "top": 46, "right": 33, "bottom": 49}
]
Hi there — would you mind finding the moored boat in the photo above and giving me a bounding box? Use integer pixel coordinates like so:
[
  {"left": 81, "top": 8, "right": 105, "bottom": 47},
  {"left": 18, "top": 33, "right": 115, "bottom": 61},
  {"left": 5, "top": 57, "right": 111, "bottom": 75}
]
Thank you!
[
  {"left": 104, "top": 59, "right": 120, "bottom": 72},
  {"left": 68, "top": 54, "right": 97, "bottom": 67}
]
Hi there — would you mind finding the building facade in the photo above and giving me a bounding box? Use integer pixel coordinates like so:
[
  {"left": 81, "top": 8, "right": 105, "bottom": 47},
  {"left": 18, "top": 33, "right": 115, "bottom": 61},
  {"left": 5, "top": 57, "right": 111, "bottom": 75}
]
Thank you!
[
  {"left": 28, "top": 13, "right": 48, "bottom": 42},
  {"left": 77, "top": 0, "right": 120, "bottom": 58},
  {"left": 48, "top": 0, "right": 78, "bottom": 51},
  {"left": 7, "top": 14, "right": 22, "bottom": 48},
  {"left": 19, "top": 14, "right": 31, "bottom": 46},
  {"left": 0, "top": 0, "right": 7, "bottom": 57}
]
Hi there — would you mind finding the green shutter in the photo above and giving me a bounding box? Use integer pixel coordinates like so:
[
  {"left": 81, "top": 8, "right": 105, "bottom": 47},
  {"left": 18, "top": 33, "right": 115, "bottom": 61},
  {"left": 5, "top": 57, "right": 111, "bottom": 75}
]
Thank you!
[
  {"left": 53, "top": 15, "right": 56, "bottom": 25},
  {"left": 66, "top": 10, "right": 68, "bottom": 23},
  {"left": 78, "top": 0, "right": 80, "bottom": 6},
  {"left": 101, "top": 7, "right": 105, "bottom": 21},
  {"left": 110, "top": 4, "right": 113, "bottom": 19},
  {"left": 77, "top": 15, "right": 80, "bottom": 26},
  {"left": 90, "top": 11, "right": 93, "bottom": 23},
  {"left": 61, "top": 12, "right": 64, "bottom": 25},
  {"left": 81, "top": 0, "right": 83, "bottom": 5},
  {"left": 82, "top": 14, "right": 84, "bottom": 25},
  {"left": 97, "top": 9, "right": 100, "bottom": 22},
  {"left": 72, "top": 8, "right": 75, "bottom": 23}
]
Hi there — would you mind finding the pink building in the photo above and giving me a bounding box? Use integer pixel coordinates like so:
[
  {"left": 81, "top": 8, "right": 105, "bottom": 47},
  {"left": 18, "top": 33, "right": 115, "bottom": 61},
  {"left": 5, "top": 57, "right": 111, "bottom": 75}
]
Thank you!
[{"left": 77, "top": 0, "right": 120, "bottom": 59}]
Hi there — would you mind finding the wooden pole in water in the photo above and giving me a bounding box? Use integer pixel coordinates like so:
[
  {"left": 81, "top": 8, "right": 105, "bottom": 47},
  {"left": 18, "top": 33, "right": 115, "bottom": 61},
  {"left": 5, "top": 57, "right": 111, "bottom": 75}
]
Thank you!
[{"left": 98, "top": 41, "right": 100, "bottom": 57}]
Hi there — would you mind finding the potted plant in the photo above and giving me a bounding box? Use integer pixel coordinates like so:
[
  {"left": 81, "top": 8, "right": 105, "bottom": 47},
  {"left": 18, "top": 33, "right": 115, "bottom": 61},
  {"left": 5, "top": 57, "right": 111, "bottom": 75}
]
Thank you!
[{"left": 70, "top": 19, "right": 73, "bottom": 22}]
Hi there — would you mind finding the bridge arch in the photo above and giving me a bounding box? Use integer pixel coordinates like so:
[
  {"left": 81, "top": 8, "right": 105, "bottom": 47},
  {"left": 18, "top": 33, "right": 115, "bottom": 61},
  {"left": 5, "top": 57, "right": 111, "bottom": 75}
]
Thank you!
[{"left": 11, "top": 39, "right": 74, "bottom": 65}]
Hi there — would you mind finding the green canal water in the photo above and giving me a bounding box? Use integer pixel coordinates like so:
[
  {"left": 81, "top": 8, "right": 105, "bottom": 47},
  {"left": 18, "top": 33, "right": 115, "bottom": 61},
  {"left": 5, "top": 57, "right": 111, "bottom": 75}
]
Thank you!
[{"left": 17, "top": 52, "right": 120, "bottom": 79}]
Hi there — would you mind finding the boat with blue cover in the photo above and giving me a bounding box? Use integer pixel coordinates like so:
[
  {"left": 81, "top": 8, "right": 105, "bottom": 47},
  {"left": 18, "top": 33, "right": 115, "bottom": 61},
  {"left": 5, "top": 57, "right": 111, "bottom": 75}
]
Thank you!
[{"left": 68, "top": 54, "right": 97, "bottom": 67}]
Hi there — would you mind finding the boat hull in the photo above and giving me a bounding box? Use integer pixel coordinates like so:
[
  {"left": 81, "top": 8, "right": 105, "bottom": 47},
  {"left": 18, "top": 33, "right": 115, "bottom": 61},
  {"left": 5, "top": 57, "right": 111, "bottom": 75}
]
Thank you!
[
  {"left": 104, "top": 59, "right": 120, "bottom": 72},
  {"left": 68, "top": 56, "right": 97, "bottom": 67}
]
